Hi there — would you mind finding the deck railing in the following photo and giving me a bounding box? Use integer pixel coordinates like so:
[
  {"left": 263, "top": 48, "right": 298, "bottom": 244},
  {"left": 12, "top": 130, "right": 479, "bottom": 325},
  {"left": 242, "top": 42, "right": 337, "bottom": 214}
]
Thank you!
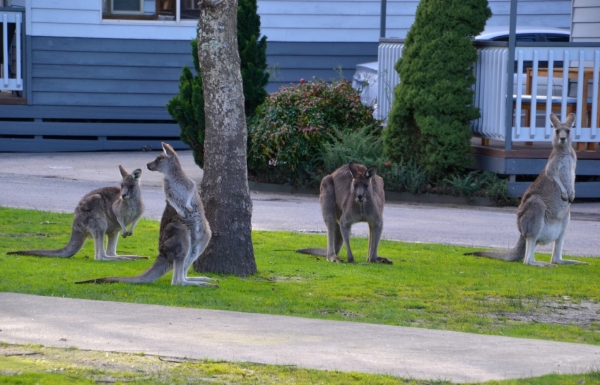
[
  {"left": 0, "top": 8, "right": 23, "bottom": 92},
  {"left": 377, "top": 40, "right": 600, "bottom": 144},
  {"left": 473, "top": 44, "right": 600, "bottom": 143}
]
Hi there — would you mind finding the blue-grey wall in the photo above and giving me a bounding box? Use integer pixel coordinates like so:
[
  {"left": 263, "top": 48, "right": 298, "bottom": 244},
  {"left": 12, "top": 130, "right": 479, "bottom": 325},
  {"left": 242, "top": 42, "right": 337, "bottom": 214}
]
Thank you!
[{"left": 0, "top": 36, "right": 377, "bottom": 152}]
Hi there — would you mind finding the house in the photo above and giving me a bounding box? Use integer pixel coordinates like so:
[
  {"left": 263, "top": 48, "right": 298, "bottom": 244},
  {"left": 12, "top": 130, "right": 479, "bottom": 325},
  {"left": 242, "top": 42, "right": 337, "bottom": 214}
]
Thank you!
[
  {"left": 376, "top": 0, "right": 600, "bottom": 197},
  {"left": 0, "top": 0, "right": 579, "bottom": 154}
]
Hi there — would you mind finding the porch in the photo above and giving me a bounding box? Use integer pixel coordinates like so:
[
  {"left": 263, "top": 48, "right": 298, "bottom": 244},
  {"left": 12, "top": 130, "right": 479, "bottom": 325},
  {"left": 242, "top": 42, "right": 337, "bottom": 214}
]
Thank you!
[
  {"left": 377, "top": 40, "right": 600, "bottom": 198},
  {"left": 0, "top": 7, "right": 23, "bottom": 102},
  {"left": 473, "top": 43, "right": 600, "bottom": 197}
]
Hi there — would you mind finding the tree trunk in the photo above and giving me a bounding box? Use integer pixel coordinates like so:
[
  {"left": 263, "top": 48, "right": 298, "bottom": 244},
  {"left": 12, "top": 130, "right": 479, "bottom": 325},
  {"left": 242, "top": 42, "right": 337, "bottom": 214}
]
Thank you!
[{"left": 194, "top": 0, "right": 256, "bottom": 276}]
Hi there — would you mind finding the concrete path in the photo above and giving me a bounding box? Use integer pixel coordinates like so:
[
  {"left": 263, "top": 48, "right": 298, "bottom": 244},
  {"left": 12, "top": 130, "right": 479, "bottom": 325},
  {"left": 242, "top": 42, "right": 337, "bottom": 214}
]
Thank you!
[
  {"left": 1, "top": 151, "right": 600, "bottom": 382},
  {"left": 2, "top": 292, "right": 600, "bottom": 383}
]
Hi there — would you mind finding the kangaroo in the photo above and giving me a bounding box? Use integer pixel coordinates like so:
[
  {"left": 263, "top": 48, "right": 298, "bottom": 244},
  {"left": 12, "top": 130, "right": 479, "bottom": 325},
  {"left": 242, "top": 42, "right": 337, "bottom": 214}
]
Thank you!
[
  {"left": 76, "top": 142, "right": 217, "bottom": 286},
  {"left": 8, "top": 166, "right": 146, "bottom": 261},
  {"left": 297, "top": 162, "right": 392, "bottom": 264},
  {"left": 466, "top": 113, "right": 588, "bottom": 267}
]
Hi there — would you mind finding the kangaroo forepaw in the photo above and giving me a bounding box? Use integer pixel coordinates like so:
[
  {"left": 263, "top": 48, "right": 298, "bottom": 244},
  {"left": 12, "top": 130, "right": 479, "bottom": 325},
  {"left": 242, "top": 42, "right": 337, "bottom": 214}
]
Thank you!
[{"left": 186, "top": 205, "right": 193, "bottom": 212}]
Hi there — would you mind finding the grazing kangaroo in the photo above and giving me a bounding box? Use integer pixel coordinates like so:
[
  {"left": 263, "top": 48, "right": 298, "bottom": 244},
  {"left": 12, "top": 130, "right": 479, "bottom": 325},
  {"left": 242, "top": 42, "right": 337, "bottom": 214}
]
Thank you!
[
  {"left": 297, "top": 162, "right": 392, "bottom": 264},
  {"left": 76, "top": 142, "right": 217, "bottom": 286},
  {"left": 8, "top": 166, "right": 146, "bottom": 261},
  {"left": 466, "top": 113, "right": 587, "bottom": 267}
]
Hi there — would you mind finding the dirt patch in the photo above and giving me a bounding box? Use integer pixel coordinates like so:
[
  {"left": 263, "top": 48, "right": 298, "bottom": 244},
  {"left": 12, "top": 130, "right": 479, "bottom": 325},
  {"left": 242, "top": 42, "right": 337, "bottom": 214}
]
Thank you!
[{"left": 500, "top": 298, "right": 600, "bottom": 327}]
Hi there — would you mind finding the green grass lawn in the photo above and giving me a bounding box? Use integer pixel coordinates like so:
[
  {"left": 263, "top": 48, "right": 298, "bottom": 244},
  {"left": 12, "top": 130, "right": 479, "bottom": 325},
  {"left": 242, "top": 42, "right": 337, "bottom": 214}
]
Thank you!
[
  {"left": 1, "top": 206, "right": 599, "bottom": 348},
  {"left": 1, "top": 342, "right": 599, "bottom": 385}
]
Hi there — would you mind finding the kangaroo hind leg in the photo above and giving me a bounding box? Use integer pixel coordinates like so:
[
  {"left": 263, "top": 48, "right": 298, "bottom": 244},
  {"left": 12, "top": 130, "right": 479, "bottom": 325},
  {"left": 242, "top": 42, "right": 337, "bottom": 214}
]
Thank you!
[
  {"left": 105, "top": 231, "right": 148, "bottom": 260},
  {"left": 551, "top": 216, "right": 588, "bottom": 265},
  {"left": 320, "top": 175, "right": 342, "bottom": 263},
  {"left": 519, "top": 196, "right": 555, "bottom": 267}
]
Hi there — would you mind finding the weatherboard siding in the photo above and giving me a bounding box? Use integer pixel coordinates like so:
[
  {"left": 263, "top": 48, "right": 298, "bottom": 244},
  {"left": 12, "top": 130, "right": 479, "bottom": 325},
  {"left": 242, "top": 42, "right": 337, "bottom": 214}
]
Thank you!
[
  {"left": 28, "top": 0, "right": 573, "bottom": 43},
  {"left": 571, "top": 0, "right": 600, "bottom": 42},
  {"left": 29, "top": 36, "right": 192, "bottom": 108}
]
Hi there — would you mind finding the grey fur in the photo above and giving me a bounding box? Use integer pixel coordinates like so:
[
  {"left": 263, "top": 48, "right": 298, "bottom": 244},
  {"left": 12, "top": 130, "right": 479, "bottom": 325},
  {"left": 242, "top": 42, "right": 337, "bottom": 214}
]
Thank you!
[
  {"left": 297, "top": 162, "right": 392, "bottom": 264},
  {"left": 8, "top": 165, "right": 146, "bottom": 261},
  {"left": 147, "top": 142, "right": 196, "bottom": 217},
  {"left": 76, "top": 142, "right": 217, "bottom": 286},
  {"left": 466, "top": 113, "right": 588, "bottom": 267}
]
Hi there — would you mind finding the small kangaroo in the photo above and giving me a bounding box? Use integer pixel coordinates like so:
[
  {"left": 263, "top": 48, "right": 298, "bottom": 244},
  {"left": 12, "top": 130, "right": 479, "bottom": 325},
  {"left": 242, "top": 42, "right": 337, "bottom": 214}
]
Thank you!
[
  {"left": 297, "top": 162, "right": 392, "bottom": 264},
  {"left": 8, "top": 166, "right": 146, "bottom": 261},
  {"left": 76, "top": 142, "right": 217, "bottom": 286},
  {"left": 466, "top": 113, "right": 588, "bottom": 267}
]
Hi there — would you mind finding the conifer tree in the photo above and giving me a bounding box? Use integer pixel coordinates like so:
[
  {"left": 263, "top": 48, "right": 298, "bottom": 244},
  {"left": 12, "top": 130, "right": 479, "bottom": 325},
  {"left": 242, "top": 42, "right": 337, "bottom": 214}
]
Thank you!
[
  {"left": 167, "top": 0, "right": 269, "bottom": 167},
  {"left": 383, "top": 0, "right": 491, "bottom": 181}
]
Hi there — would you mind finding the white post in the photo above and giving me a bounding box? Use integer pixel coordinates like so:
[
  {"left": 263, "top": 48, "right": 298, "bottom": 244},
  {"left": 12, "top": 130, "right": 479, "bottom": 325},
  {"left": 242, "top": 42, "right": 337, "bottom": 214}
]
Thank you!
[
  {"left": 16, "top": 12, "right": 21, "bottom": 89},
  {"left": 2, "top": 13, "right": 8, "bottom": 88}
]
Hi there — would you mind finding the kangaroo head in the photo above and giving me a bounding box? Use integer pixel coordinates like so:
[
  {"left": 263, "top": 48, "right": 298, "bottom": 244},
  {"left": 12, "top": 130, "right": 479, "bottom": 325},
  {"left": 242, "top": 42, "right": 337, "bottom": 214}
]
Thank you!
[
  {"left": 147, "top": 142, "right": 178, "bottom": 174},
  {"left": 550, "top": 113, "right": 575, "bottom": 147},
  {"left": 118, "top": 165, "right": 142, "bottom": 200},
  {"left": 349, "top": 162, "right": 377, "bottom": 203}
]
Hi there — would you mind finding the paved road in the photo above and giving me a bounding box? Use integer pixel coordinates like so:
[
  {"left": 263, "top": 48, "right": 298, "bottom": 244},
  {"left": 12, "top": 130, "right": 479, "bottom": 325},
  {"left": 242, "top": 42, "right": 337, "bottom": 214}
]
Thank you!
[{"left": 0, "top": 151, "right": 599, "bottom": 257}]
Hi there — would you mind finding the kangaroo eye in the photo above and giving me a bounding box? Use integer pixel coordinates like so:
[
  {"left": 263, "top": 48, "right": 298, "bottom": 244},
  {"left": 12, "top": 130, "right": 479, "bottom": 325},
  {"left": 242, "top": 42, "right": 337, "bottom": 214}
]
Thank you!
[
  {"left": 130, "top": 185, "right": 134, "bottom": 189},
  {"left": 565, "top": 129, "right": 570, "bottom": 134}
]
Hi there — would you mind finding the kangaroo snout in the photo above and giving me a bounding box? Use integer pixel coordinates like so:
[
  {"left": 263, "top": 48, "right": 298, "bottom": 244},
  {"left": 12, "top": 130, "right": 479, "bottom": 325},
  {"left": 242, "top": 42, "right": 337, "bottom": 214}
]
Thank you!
[
  {"left": 356, "top": 195, "right": 365, "bottom": 203},
  {"left": 147, "top": 162, "right": 155, "bottom": 171}
]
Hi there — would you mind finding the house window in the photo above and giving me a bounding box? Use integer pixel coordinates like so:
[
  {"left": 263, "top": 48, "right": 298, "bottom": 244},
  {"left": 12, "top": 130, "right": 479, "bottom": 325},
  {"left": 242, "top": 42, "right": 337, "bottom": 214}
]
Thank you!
[{"left": 102, "top": 0, "right": 198, "bottom": 21}]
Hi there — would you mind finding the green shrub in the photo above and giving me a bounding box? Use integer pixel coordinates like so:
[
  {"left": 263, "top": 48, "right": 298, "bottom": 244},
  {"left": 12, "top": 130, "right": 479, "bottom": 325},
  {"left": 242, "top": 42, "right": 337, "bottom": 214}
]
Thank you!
[
  {"left": 320, "top": 127, "right": 427, "bottom": 194},
  {"left": 383, "top": 0, "right": 491, "bottom": 181},
  {"left": 167, "top": 0, "right": 269, "bottom": 167},
  {"left": 444, "top": 171, "right": 516, "bottom": 205},
  {"left": 247, "top": 78, "right": 381, "bottom": 185}
]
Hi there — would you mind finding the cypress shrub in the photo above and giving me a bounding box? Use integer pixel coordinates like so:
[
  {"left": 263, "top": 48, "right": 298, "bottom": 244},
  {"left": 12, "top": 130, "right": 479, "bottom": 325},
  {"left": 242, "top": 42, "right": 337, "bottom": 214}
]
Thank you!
[
  {"left": 167, "top": 0, "right": 269, "bottom": 167},
  {"left": 383, "top": 0, "right": 491, "bottom": 181}
]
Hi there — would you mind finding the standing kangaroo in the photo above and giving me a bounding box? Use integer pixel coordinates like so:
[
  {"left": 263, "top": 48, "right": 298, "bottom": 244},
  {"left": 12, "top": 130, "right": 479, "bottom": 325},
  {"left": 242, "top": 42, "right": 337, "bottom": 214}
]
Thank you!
[
  {"left": 297, "top": 162, "right": 392, "bottom": 264},
  {"left": 77, "top": 142, "right": 217, "bottom": 286},
  {"left": 466, "top": 113, "right": 587, "bottom": 267},
  {"left": 8, "top": 166, "right": 146, "bottom": 261}
]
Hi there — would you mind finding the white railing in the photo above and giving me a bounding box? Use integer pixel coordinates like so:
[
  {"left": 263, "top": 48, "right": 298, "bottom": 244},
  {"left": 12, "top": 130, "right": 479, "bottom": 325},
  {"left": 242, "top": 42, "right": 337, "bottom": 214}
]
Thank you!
[
  {"left": 376, "top": 41, "right": 403, "bottom": 121},
  {"left": 473, "top": 45, "right": 600, "bottom": 143},
  {"left": 1, "top": 10, "right": 23, "bottom": 92}
]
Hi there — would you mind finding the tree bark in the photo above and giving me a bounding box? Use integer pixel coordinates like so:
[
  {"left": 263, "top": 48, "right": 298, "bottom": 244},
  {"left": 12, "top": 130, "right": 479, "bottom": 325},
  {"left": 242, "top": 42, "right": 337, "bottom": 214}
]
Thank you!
[{"left": 194, "top": 0, "right": 256, "bottom": 276}]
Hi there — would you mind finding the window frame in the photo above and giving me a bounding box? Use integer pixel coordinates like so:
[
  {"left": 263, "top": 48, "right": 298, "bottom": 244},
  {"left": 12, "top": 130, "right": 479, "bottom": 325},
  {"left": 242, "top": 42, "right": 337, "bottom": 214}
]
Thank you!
[
  {"left": 110, "top": 0, "right": 144, "bottom": 15},
  {"left": 101, "top": 0, "right": 200, "bottom": 23}
]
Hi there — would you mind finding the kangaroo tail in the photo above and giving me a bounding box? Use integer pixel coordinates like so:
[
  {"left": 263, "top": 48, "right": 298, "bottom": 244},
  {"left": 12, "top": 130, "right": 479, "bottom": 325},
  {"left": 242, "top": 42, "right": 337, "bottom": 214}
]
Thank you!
[
  {"left": 464, "top": 236, "right": 526, "bottom": 262},
  {"left": 296, "top": 248, "right": 328, "bottom": 257},
  {"left": 7, "top": 228, "right": 86, "bottom": 258},
  {"left": 75, "top": 255, "right": 172, "bottom": 284}
]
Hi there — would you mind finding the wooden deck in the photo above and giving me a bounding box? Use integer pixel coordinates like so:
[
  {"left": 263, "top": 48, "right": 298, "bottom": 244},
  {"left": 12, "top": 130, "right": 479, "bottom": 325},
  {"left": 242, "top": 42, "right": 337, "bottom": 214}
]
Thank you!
[
  {"left": 471, "top": 138, "right": 600, "bottom": 198},
  {"left": 0, "top": 91, "right": 26, "bottom": 105}
]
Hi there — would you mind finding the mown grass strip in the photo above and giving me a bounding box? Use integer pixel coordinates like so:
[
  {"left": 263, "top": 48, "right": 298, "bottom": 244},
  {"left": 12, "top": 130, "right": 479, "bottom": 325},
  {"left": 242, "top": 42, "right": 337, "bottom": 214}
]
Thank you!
[{"left": 1, "top": 342, "right": 599, "bottom": 385}]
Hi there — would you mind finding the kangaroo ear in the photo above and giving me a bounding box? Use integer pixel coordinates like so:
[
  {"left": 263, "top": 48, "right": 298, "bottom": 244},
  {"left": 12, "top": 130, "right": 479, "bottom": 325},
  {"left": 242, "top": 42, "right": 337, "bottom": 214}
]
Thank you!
[
  {"left": 118, "top": 165, "right": 128, "bottom": 178},
  {"left": 549, "top": 113, "right": 563, "bottom": 129},
  {"left": 366, "top": 165, "right": 377, "bottom": 178},
  {"left": 564, "top": 113, "right": 576, "bottom": 128},
  {"left": 132, "top": 169, "right": 142, "bottom": 180},
  {"left": 162, "top": 142, "right": 176, "bottom": 158},
  {"left": 348, "top": 162, "right": 359, "bottom": 178}
]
